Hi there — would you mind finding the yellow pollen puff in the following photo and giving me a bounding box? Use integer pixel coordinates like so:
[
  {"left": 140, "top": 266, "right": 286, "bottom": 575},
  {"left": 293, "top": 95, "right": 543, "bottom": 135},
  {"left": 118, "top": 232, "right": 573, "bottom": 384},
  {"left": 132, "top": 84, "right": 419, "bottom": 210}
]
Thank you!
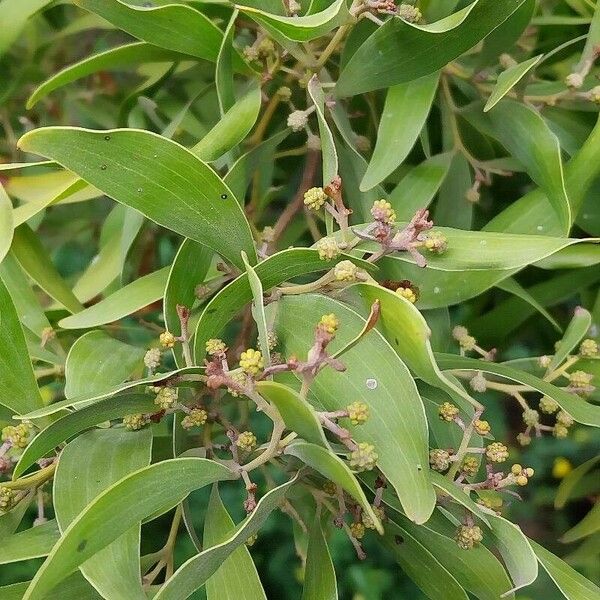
[
  {"left": 319, "top": 313, "right": 339, "bottom": 334},
  {"left": 395, "top": 287, "right": 416, "bottom": 304},
  {"left": 303, "top": 187, "right": 328, "bottom": 210},
  {"left": 239, "top": 348, "right": 264, "bottom": 375},
  {"left": 552, "top": 457, "right": 572, "bottom": 479}
]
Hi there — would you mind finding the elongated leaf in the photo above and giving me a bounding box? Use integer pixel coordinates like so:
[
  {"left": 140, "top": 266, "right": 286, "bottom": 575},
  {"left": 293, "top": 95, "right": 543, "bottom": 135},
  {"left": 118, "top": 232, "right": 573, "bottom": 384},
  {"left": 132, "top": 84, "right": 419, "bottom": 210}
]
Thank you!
[
  {"left": 59, "top": 267, "right": 169, "bottom": 329},
  {"left": 239, "top": 0, "right": 350, "bottom": 42},
  {"left": 0, "top": 573, "right": 103, "bottom": 600},
  {"left": 18, "top": 127, "right": 257, "bottom": 269},
  {"left": 0, "top": 279, "right": 44, "bottom": 414},
  {"left": 256, "top": 381, "right": 330, "bottom": 448},
  {"left": 64, "top": 331, "right": 145, "bottom": 398},
  {"left": 242, "top": 252, "right": 271, "bottom": 367},
  {"left": 154, "top": 474, "right": 298, "bottom": 600},
  {"left": 204, "top": 486, "right": 267, "bottom": 600},
  {"left": 342, "top": 284, "right": 475, "bottom": 408},
  {"left": 54, "top": 428, "right": 152, "bottom": 600},
  {"left": 487, "top": 100, "right": 571, "bottom": 232},
  {"left": 285, "top": 440, "right": 382, "bottom": 532},
  {"left": 276, "top": 295, "right": 435, "bottom": 523},
  {"left": 192, "top": 82, "right": 261, "bottom": 162},
  {"left": 547, "top": 307, "right": 591, "bottom": 372},
  {"left": 164, "top": 239, "right": 212, "bottom": 337},
  {"left": 193, "top": 248, "right": 372, "bottom": 358},
  {"left": 75, "top": 0, "right": 232, "bottom": 64},
  {"left": 28, "top": 43, "right": 188, "bottom": 108},
  {"left": 484, "top": 55, "right": 542, "bottom": 111},
  {"left": 14, "top": 394, "right": 155, "bottom": 479},
  {"left": 555, "top": 456, "right": 600, "bottom": 509},
  {"left": 561, "top": 502, "right": 600, "bottom": 543},
  {"left": 0, "top": 520, "right": 59, "bottom": 565},
  {"left": 389, "top": 152, "right": 452, "bottom": 221},
  {"left": 216, "top": 10, "right": 237, "bottom": 115},
  {"left": 302, "top": 518, "right": 337, "bottom": 600},
  {"left": 11, "top": 225, "right": 84, "bottom": 314},
  {"left": 531, "top": 539, "right": 600, "bottom": 599},
  {"left": 361, "top": 73, "right": 439, "bottom": 190},
  {"left": 0, "top": 252, "right": 52, "bottom": 338},
  {"left": 307, "top": 76, "right": 338, "bottom": 184},
  {"left": 384, "top": 520, "right": 468, "bottom": 600},
  {"left": 436, "top": 353, "right": 600, "bottom": 427},
  {"left": 23, "top": 458, "right": 235, "bottom": 600},
  {"left": 0, "top": 0, "right": 53, "bottom": 57},
  {"left": 17, "top": 367, "right": 201, "bottom": 420},
  {"left": 336, "top": 0, "right": 528, "bottom": 95},
  {"left": 0, "top": 183, "right": 14, "bottom": 263}
]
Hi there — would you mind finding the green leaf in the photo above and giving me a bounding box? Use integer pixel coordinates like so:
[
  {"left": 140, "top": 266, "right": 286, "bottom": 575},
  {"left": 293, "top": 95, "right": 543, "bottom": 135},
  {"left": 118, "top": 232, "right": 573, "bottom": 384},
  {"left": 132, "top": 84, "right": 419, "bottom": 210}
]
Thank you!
[
  {"left": 0, "top": 573, "right": 103, "bottom": 600},
  {"left": 388, "top": 152, "right": 452, "bottom": 221},
  {"left": 192, "top": 82, "right": 262, "bottom": 162},
  {"left": 58, "top": 267, "right": 169, "bottom": 329},
  {"left": 11, "top": 225, "right": 84, "bottom": 314},
  {"left": 23, "top": 458, "right": 235, "bottom": 600},
  {"left": 13, "top": 394, "right": 155, "bottom": 479},
  {"left": 433, "top": 474, "right": 538, "bottom": 592},
  {"left": 561, "top": 503, "right": 600, "bottom": 544},
  {"left": 0, "top": 520, "right": 59, "bottom": 565},
  {"left": 54, "top": 428, "right": 153, "bottom": 600},
  {"left": 0, "top": 252, "right": 51, "bottom": 338},
  {"left": 27, "top": 42, "right": 189, "bottom": 108},
  {"left": 336, "top": 0, "right": 529, "bottom": 96},
  {"left": 75, "top": 0, "right": 235, "bottom": 64},
  {"left": 153, "top": 474, "right": 298, "bottom": 600},
  {"left": 530, "top": 539, "right": 600, "bottom": 599},
  {"left": 435, "top": 353, "right": 600, "bottom": 427},
  {"left": 342, "top": 283, "right": 477, "bottom": 408},
  {"left": 0, "top": 0, "right": 53, "bottom": 57},
  {"left": 487, "top": 100, "right": 571, "bottom": 232},
  {"left": 391, "top": 513, "right": 514, "bottom": 600},
  {"left": 0, "top": 183, "right": 14, "bottom": 263},
  {"left": 193, "top": 248, "right": 372, "bottom": 359},
  {"left": 484, "top": 55, "right": 542, "bottom": 112},
  {"left": 555, "top": 456, "right": 600, "bottom": 509},
  {"left": 64, "top": 330, "right": 145, "bottom": 398},
  {"left": 361, "top": 73, "right": 439, "bottom": 190},
  {"left": 496, "top": 277, "right": 561, "bottom": 333},
  {"left": 0, "top": 278, "right": 44, "bottom": 414},
  {"left": 16, "top": 367, "right": 201, "bottom": 420},
  {"left": 284, "top": 440, "right": 382, "bottom": 532},
  {"left": 256, "top": 381, "right": 330, "bottom": 447},
  {"left": 547, "top": 307, "right": 591, "bottom": 372},
  {"left": 204, "top": 486, "right": 267, "bottom": 600},
  {"left": 18, "top": 127, "right": 257, "bottom": 269},
  {"left": 216, "top": 10, "right": 238, "bottom": 115},
  {"left": 302, "top": 518, "right": 337, "bottom": 600},
  {"left": 164, "top": 239, "right": 212, "bottom": 338},
  {"left": 275, "top": 294, "right": 435, "bottom": 524},
  {"left": 384, "top": 520, "right": 468, "bottom": 600},
  {"left": 242, "top": 251, "right": 271, "bottom": 367},
  {"left": 239, "top": 0, "right": 350, "bottom": 42},
  {"left": 307, "top": 75, "right": 338, "bottom": 184}
]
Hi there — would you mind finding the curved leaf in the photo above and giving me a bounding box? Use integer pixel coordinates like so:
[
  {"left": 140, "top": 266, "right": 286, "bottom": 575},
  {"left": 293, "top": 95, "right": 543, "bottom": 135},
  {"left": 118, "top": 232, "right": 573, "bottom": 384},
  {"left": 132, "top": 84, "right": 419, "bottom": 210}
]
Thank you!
[
  {"left": 154, "top": 474, "right": 298, "bottom": 600},
  {"left": 547, "top": 307, "right": 591, "bottom": 372},
  {"left": 58, "top": 267, "right": 168, "bottom": 329},
  {"left": 22, "top": 458, "right": 235, "bottom": 600},
  {"left": 0, "top": 183, "right": 14, "bottom": 263},
  {"left": 53, "top": 428, "right": 153, "bottom": 600},
  {"left": 361, "top": 73, "right": 439, "bottom": 190},
  {"left": 18, "top": 127, "right": 257, "bottom": 269},
  {"left": 0, "top": 278, "right": 44, "bottom": 414},
  {"left": 204, "top": 486, "right": 266, "bottom": 600},
  {"left": 484, "top": 55, "right": 542, "bottom": 112},
  {"left": 0, "top": 0, "right": 53, "bottom": 57},
  {"left": 27, "top": 43, "right": 188, "bottom": 108},
  {"left": 555, "top": 456, "right": 600, "bottom": 509},
  {"left": 275, "top": 294, "right": 435, "bottom": 523},
  {"left": 302, "top": 518, "right": 337, "bottom": 600},
  {"left": 0, "top": 520, "right": 59, "bottom": 565},
  {"left": 336, "top": 0, "right": 529, "bottom": 95},
  {"left": 13, "top": 394, "right": 155, "bottom": 479}
]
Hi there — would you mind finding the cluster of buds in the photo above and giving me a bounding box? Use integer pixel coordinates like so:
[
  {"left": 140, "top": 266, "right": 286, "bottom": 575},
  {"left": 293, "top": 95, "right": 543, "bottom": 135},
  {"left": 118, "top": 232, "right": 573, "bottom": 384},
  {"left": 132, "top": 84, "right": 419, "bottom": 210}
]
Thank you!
[
  {"left": 123, "top": 413, "right": 151, "bottom": 431},
  {"left": 315, "top": 237, "right": 341, "bottom": 261},
  {"left": 554, "top": 410, "right": 575, "bottom": 438},
  {"left": 181, "top": 408, "right": 208, "bottom": 430},
  {"left": 236, "top": 431, "right": 258, "bottom": 452},
  {"left": 452, "top": 326, "right": 496, "bottom": 360},
  {"left": 422, "top": 230, "right": 448, "bottom": 254},
  {"left": 455, "top": 524, "right": 483, "bottom": 550},
  {"left": 159, "top": 331, "right": 176, "bottom": 349},
  {"left": 567, "top": 370, "right": 594, "bottom": 396},
  {"left": 2, "top": 422, "right": 35, "bottom": 450},
  {"left": 243, "top": 36, "right": 277, "bottom": 64},
  {"left": 347, "top": 401, "right": 369, "bottom": 425},
  {"left": 143, "top": 347, "right": 161, "bottom": 371},
  {"left": 461, "top": 456, "right": 479, "bottom": 477},
  {"left": 349, "top": 442, "right": 378, "bottom": 472},
  {"left": 580, "top": 338, "right": 599, "bottom": 357},
  {"left": 474, "top": 419, "right": 491, "bottom": 436},
  {"left": 288, "top": 109, "right": 310, "bottom": 133},
  {"left": 395, "top": 286, "right": 417, "bottom": 304},
  {"left": 303, "top": 186, "right": 329, "bottom": 210},
  {"left": 508, "top": 464, "right": 535, "bottom": 487},
  {"left": 0, "top": 486, "right": 16, "bottom": 513},
  {"left": 333, "top": 260, "right": 367, "bottom": 283},
  {"left": 485, "top": 442, "right": 509, "bottom": 463},
  {"left": 438, "top": 402, "right": 459, "bottom": 423},
  {"left": 239, "top": 348, "right": 264, "bottom": 376},
  {"left": 154, "top": 387, "right": 178, "bottom": 410},
  {"left": 429, "top": 448, "right": 451, "bottom": 472},
  {"left": 354, "top": 206, "right": 434, "bottom": 267},
  {"left": 206, "top": 338, "right": 227, "bottom": 357}
]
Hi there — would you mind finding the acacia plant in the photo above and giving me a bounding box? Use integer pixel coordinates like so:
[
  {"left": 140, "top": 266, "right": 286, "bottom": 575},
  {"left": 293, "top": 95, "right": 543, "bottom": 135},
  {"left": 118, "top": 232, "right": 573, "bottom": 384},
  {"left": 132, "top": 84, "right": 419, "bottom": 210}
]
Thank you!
[{"left": 1, "top": 0, "right": 600, "bottom": 598}]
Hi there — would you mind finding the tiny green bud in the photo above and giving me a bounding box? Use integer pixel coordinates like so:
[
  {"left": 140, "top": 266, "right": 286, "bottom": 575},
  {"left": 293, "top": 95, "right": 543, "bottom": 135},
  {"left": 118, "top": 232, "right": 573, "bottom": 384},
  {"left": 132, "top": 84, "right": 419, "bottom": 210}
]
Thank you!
[
  {"left": 485, "top": 442, "right": 509, "bottom": 463},
  {"left": 206, "top": 338, "right": 227, "bottom": 356},
  {"left": 181, "top": 408, "right": 208, "bottom": 429},
  {"left": 539, "top": 395, "right": 559, "bottom": 414},
  {"left": 347, "top": 401, "right": 369, "bottom": 425},
  {"left": 522, "top": 408, "right": 539, "bottom": 427},
  {"left": 0, "top": 486, "right": 16, "bottom": 512},
  {"left": 123, "top": 413, "right": 150, "bottom": 431},
  {"left": 236, "top": 431, "right": 258, "bottom": 451},
  {"left": 438, "top": 402, "right": 459, "bottom": 422},
  {"left": 461, "top": 456, "right": 479, "bottom": 477},
  {"left": 349, "top": 442, "right": 378, "bottom": 471},
  {"left": 455, "top": 524, "right": 483, "bottom": 550}
]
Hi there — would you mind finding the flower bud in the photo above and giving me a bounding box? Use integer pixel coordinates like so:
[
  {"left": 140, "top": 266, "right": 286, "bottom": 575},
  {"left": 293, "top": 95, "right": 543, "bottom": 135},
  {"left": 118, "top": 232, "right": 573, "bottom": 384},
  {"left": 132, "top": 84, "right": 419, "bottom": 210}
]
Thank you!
[
  {"left": 350, "top": 521, "right": 366, "bottom": 539},
  {"left": 461, "top": 456, "right": 479, "bottom": 477},
  {"left": 522, "top": 408, "right": 539, "bottom": 427},
  {"left": 206, "top": 338, "right": 227, "bottom": 356},
  {"left": 485, "top": 442, "right": 509, "bottom": 463},
  {"left": 349, "top": 442, "right": 378, "bottom": 471},
  {"left": 319, "top": 313, "right": 339, "bottom": 335},
  {"left": 429, "top": 449, "right": 451, "bottom": 472},
  {"left": 455, "top": 524, "right": 483, "bottom": 550},
  {"left": 123, "top": 413, "right": 150, "bottom": 431},
  {"left": 539, "top": 395, "right": 559, "bottom": 414},
  {"left": 334, "top": 260, "right": 360, "bottom": 282},
  {"left": 236, "top": 431, "right": 258, "bottom": 451},
  {"left": 347, "top": 401, "right": 369, "bottom": 425},
  {"left": 144, "top": 348, "right": 161, "bottom": 369},
  {"left": 154, "top": 387, "right": 178, "bottom": 410},
  {"left": 565, "top": 72, "right": 584, "bottom": 88},
  {"left": 181, "top": 408, "right": 208, "bottom": 429},
  {"left": 395, "top": 287, "right": 417, "bottom": 304},
  {"left": 423, "top": 231, "right": 448, "bottom": 254},
  {"left": 288, "top": 110, "right": 309, "bottom": 132},
  {"left": 397, "top": 3, "right": 422, "bottom": 22},
  {"left": 474, "top": 419, "right": 491, "bottom": 436},
  {"left": 579, "top": 338, "right": 598, "bottom": 357},
  {"left": 371, "top": 199, "right": 396, "bottom": 225},
  {"left": 315, "top": 237, "right": 341, "bottom": 261},
  {"left": 159, "top": 331, "right": 176, "bottom": 349},
  {"left": 438, "top": 402, "right": 459, "bottom": 422},
  {"left": 240, "top": 349, "right": 264, "bottom": 376}
]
